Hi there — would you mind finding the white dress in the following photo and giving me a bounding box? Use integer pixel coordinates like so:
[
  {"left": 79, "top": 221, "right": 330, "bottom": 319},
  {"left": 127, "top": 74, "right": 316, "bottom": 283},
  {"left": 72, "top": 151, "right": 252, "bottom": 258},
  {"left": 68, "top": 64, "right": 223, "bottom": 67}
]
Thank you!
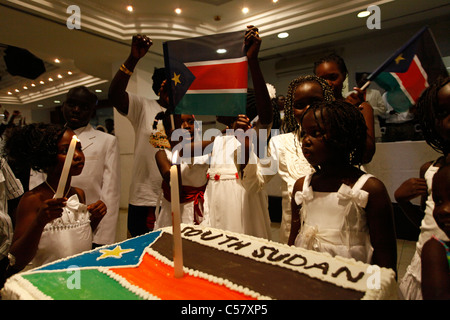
[
  {"left": 202, "top": 134, "right": 272, "bottom": 239},
  {"left": 293, "top": 173, "right": 374, "bottom": 263},
  {"left": 399, "top": 162, "right": 450, "bottom": 300},
  {"left": 241, "top": 131, "right": 314, "bottom": 243},
  {"left": 30, "top": 194, "right": 92, "bottom": 268},
  {"left": 154, "top": 149, "right": 209, "bottom": 229}
]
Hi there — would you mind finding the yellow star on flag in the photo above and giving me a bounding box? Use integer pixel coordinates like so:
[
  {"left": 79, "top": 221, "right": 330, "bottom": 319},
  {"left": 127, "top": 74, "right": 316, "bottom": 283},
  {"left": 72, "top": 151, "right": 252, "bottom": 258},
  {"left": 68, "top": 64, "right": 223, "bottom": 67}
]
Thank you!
[
  {"left": 395, "top": 54, "right": 405, "bottom": 65},
  {"left": 172, "top": 72, "right": 181, "bottom": 86},
  {"left": 96, "top": 245, "right": 134, "bottom": 260}
]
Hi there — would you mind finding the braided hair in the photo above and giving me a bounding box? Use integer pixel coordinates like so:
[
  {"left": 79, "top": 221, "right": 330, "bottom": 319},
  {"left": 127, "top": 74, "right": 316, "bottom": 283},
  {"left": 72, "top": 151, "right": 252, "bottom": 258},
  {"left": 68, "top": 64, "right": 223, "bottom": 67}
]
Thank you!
[
  {"left": 300, "top": 100, "right": 367, "bottom": 167},
  {"left": 416, "top": 76, "right": 450, "bottom": 155},
  {"left": 2, "top": 123, "right": 67, "bottom": 174},
  {"left": 282, "top": 75, "right": 334, "bottom": 133}
]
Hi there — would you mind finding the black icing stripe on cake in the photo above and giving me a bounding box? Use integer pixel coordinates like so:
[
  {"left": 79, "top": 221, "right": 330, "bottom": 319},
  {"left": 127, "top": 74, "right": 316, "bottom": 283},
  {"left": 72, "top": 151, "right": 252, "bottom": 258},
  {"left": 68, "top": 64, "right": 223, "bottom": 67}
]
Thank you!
[{"left": 150, "top": 232, "right": 364, "bottom": 300}]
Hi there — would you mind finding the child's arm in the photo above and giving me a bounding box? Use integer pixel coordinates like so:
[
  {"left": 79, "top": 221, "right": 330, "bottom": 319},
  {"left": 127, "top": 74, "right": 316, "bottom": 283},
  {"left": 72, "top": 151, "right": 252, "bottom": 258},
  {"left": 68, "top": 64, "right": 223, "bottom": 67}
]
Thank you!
[
  {"left": 245, "top": 26, "right": 272, "bottom": 127},
  {"left": 394, "top": 161, "right": 431, "bottom": 228},
  {"left": 363, "top": 177, "right": 397, "bottom": 274},
  {"left": 155, "top": 150, "right": 172, "bottom": 184},
  {"left": 288, "top": 178, "right": 305, "bottom": 246},
  {"left": 421, "top": 238, "right": 450, "bottom": 300},
  {"left": 8, "top": 192, "right": 66, "bottom": 273}
]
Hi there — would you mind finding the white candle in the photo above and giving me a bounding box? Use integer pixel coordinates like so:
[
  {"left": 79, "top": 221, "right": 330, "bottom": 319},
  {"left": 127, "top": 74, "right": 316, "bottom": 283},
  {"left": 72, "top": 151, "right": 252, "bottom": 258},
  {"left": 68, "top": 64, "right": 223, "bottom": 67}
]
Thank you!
[
  {"left": 170, "top": 163, "right": 184, "bottom": 278},
  {"left": 55, "top": 135, "right": 78, "bottom": 198}
]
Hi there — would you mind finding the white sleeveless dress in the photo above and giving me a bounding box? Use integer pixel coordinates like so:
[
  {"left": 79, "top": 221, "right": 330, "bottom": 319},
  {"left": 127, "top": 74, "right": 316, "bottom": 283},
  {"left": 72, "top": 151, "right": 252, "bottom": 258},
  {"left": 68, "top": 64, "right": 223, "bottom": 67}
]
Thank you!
[
  {"left": 294, "top": 173, "right": 374, "bottom": 263},
  {"left": 30, "top": 194, "right": 93, "bottom": 268}
]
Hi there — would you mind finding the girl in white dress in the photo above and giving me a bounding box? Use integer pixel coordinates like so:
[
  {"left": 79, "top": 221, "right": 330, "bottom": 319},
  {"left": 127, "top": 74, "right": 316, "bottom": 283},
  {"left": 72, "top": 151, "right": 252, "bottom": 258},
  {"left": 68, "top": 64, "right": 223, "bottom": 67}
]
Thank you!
[
  {"left": 154, "top": 114, "right": 209, "bottom": 228},
  {"left": 2, "top": 123, "right": 106, "bottom": 273},
  {"left": 288, "top": 100, "right": 397, "bottom": 271}
]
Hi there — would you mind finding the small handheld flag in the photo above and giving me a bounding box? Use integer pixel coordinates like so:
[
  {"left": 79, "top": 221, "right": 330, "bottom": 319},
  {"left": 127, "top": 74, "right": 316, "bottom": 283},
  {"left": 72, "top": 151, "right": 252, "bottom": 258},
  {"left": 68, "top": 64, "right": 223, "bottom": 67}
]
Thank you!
[
  {"left": 163, "top": 31, "right": 248, "bottom": 116},
  {"left": 366, "top": 26, "right": 448, "bottom": 112}
]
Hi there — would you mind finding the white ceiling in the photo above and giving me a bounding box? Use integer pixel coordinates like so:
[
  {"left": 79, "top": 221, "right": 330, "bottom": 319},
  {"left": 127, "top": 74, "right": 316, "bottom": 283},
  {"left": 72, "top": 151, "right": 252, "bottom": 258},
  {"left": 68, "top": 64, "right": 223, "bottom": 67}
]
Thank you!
[{"left": 0, "top": 0, "right": 449, "bottom": 111}]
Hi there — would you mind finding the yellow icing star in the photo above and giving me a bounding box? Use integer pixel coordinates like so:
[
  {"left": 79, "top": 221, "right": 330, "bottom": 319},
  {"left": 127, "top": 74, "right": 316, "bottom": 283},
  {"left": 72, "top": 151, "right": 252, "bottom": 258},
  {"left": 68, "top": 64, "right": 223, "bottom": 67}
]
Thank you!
[
  {"left": 395, "top": 54, "right": 405, "bottom": 65},
  {"left": 172, "top": 72, "right": 181, "bottom": 86},
  {"left": 96, "top": 245, "right": 134, "bottom": 260}
]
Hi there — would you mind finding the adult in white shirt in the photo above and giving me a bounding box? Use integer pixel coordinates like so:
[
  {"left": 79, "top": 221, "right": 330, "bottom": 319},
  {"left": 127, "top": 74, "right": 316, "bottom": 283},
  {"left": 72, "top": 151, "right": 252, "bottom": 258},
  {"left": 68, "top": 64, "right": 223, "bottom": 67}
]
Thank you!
[
  {"left": 109, "top": 34, "right": 170, "bottom": 237},
  {"left": 30, "top": 86, "right": 121, "bottom": 247}
]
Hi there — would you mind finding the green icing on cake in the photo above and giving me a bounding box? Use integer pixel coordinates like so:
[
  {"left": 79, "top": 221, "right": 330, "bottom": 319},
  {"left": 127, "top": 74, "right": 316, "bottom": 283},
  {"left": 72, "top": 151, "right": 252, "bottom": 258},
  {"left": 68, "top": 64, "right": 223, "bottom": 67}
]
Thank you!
[{"left": 22, "top": 269, "right": 143, "bottom": 300}]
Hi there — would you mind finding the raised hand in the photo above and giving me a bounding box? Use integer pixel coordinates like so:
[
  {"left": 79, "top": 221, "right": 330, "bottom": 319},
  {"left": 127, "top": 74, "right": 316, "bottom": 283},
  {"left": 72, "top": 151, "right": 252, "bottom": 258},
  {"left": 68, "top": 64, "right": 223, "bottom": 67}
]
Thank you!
[{"left": 130, "top": 34, "right": 153, "bottom": 60}]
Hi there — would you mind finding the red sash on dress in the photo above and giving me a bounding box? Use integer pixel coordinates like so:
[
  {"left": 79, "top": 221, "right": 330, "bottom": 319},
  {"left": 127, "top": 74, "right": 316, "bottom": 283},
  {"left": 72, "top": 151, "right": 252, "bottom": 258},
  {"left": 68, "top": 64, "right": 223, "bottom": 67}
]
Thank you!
[{"left": 162, "top": 181, "right": 206, "bottom": 225}]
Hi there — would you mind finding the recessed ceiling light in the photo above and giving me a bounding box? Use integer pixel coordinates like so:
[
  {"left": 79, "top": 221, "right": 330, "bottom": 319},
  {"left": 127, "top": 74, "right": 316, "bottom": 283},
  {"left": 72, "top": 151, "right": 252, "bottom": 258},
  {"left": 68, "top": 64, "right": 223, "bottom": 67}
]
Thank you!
[
  {"left": 57, "top": 74, "right": 63, "bottom": 78},
  {"left": 242, "top": 7, "right": 249, "bottom": 14},
  {"left": 40, "top": 80, "right": 45, "bottom": 84},
  {"left": 175, "top": 8, "right": 182, "bottom": 14},
  {"left": 357, "top": 10, "right": 371, "bottom": 18},
  {"left": 95, "top": 89, "right": 102, "bottom": 93},
  {"left": 216, "top": 48, "right": 227, "bottom": 54},
  {"left": 15, "top": 89, "right": 19, "bottom": 92},
  {"left": 278, "top": 32, "right": 289, "bottom": 39},
  {"left": 48, "top": 77, "right": 53, "bottom": 82},
  {"left": 67, "top": 71, "right": 73, "bottom": 75},
  {"left": 127, "top": 5, "right": 133, "bottom": 12},
  {"left": 37, "top": 104, "right": 44, "bottom": 108},
  {"left": 54, "top": 58, "right": 60, "bottom": 63},
  {"left": 7, "top": 92, "right": 12, "bottom": 95},
  {"left": 31, "top": 83, "right": 36, "bottom": 87},
  {"left": 54, "top": 100, "right": 61, "bottom": 104},
  {"left": 23, "top": 86, "right": 28, "bottom": 90},
  {"left": 273, "top": 0, "right": 278, "bottom": 3}
]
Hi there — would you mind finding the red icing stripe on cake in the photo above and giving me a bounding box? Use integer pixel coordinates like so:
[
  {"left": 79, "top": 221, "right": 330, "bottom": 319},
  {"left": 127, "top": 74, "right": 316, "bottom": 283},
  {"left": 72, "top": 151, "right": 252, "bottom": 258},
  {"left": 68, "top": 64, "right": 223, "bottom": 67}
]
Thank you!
[{"left": 109, "top": 252, "right": 256, "bottom": 300}]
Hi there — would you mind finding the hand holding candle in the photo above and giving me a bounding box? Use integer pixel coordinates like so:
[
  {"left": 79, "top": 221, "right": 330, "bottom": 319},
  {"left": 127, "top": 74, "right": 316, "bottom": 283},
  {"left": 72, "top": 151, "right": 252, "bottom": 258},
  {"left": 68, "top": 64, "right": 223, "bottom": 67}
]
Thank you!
[
  {"left": 171, "top": 149, "right": 184, "bottom": 278},
  {"left": 55, "top": 135, "right": 79, "bottom": 199}
]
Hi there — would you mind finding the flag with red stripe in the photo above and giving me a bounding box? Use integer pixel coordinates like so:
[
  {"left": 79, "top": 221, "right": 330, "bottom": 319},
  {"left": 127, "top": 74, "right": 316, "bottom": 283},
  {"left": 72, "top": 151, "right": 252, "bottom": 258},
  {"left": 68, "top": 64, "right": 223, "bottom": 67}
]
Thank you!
[
  {"left": 367, "top": 26, "right": 448, "bottom": 112},
  {"left": 163, "top": 31, "right": 248, "bottom": 116}
]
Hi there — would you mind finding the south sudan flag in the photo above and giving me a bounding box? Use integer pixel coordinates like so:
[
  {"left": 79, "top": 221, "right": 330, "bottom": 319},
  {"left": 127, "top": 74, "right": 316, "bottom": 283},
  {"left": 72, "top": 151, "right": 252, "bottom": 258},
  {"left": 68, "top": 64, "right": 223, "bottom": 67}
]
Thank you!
[
  {"left": 367, "top": 26, "right": 448, "bottom": 112},
  {"left": 163, "top": 31, "right": 248, "bottom": 116}
]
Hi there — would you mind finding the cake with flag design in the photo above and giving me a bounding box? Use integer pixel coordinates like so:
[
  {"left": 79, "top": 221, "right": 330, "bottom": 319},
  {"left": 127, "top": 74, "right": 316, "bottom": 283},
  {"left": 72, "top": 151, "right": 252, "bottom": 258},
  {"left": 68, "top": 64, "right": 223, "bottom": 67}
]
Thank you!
[{"left": 1, "top": 224, "right": 398, "bottom": 300}]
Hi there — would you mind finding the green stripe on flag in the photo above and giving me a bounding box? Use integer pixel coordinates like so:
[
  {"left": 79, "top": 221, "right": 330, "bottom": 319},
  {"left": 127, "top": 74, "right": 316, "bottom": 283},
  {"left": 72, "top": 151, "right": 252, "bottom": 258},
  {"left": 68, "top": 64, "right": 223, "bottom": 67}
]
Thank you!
[
  {"left": 175, "top": 92, "right": 247, "bottom": 116},
  {"left": 374, "top": 72, "right": 412, "bottom": 112},
  {"left": 23, "top": 269, "right": 143, "bottom": 300}
]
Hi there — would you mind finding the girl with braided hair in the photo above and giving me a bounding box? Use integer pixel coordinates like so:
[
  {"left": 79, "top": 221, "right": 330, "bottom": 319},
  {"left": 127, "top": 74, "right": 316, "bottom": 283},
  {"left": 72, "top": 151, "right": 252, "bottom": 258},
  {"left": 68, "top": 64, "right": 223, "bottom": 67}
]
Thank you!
[
  {"left": 2, "top": 123, "right": 106, "bottom": 273},
  {"left": 242, "top": 75, "right": 334, "bottom": 244},
  {"left": 288, "top": 100, "right": 397, "bottom": 271},
  {"left": 396, "top": 76, "right": 450, "bottom": 299}
]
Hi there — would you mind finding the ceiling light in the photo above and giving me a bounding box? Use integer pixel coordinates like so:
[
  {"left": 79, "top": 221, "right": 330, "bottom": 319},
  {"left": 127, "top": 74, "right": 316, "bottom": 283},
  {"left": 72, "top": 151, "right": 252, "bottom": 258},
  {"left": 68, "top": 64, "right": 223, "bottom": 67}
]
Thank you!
[
  {"left": 127, "top": 5, "right": 133, "bottom": 12},
  {"left": 48, "top": 77, "right": 53, "bottom": 82},
  {"left": 54, "top": 100, "right": 61, "bottom": 104},
  {"left": 37, "top": 104, "right": 44, "bottom": 108},
  {"left": 57, "top": 74, "right": 63, "bottom": 78},
  {"left": 278, "top": 32, "right": 289, "bottom": 39},
  {"left": 40, "top": 81, "right": 45, "bottom": 84},
  {"left": 15, "top": 89, "right": 19, "bottom": 92},
  {"left": 216, "top": 48, "right": 227, "bottom": 54},
  {"left": 54, "top": 58, "right": 60, "bottom": 63},
  {"left": 95, "top": 89, "right": 102, "bottom": 93},
  {"left": 67, "top": 71, "right": 73, "bottom": 75},
  {"left": 175, "top": 8, "right": 182, "bottom": 14},
  {"left": 242, "top": 7, "right": 249, "bottom": 14},
  {"left": 273, "top": 0, "right": 279, "bottom": 3},
  {"left": 31, "top": 83, "right": 36, "bottom": 87},
  {"left": 357, "top": 10, "right": 371, "bottom": 18},
  {"left": 23, "top": 86, "right": 28, "bottom": 90},
  {"left": 7, "top": 92, "right": 12, "bottom": 95}
]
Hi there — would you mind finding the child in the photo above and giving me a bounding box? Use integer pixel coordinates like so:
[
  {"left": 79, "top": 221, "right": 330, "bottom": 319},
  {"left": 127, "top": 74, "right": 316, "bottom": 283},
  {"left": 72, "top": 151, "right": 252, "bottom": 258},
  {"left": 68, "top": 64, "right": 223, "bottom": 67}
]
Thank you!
[
  {"left": 154, "top": 113, "right": 209, "bottom": 229},
  {"left": 396, "top": 77, "right": 450, "bottom": 299},
  {"left": 313, "top": 53, "right": 375, "bottom": 163},
  {"left": 288, "top": 100, "right": 397, "bottom": 271},
  {"left": 2, "top": 123, "right": 106, "bottom": 273},
  {"left": 421, "top": 164, "right": 450, "bottom": 299},
  {"left": 243, "top": 75, "right": 334, "bottom": 244}
]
